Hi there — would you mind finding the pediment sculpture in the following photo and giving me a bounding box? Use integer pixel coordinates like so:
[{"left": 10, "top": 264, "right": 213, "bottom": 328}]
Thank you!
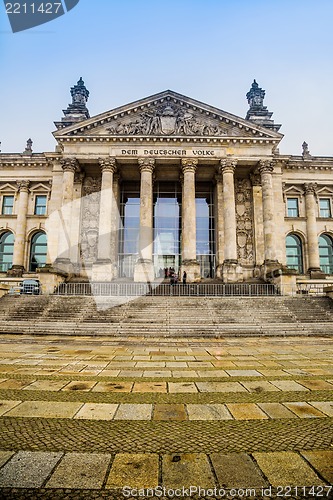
[{"left": 106, "top": 103, "right": 239, "bottom": 137}]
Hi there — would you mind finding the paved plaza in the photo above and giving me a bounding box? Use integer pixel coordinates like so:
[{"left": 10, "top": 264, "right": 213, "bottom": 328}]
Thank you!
[{"left": 0, "top": 334, "right": 332, "bottom": 499}]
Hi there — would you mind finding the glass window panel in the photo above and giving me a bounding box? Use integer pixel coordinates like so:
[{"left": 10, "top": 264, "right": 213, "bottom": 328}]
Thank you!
[
  {"left": 319, "top": 234, "right": 333, "bottom": 274},
  {"left": 2, "top": 196, "right": 14, "bottom": 215},
  {"left": 30, "top": 232, "right": 47, "bottom": 271},
  {"left": 125, "top": 206, "right": 140, "bottom": 218},
  {"left": 286, "top": 234, "right": 303, "bottom": 273},
  {"left": 287, "top": 198, "right": 299, "bottom": 217},
  {"left": 1, "top": 232, "right": 14, "bottom": 270},
  {"left": 319, "top": 199, "right": 331, "bottom": 218},
  {"left": 34, "top": 195, "right": 47, "bottom": 215},
  {"left": 196, "top": 218, "right": 209, "bottom": 230},
  {"left": 196, "top": 200, "right": 209, "bottom": 217},
  {"left": 125, "top": 218, "right": 140, "bottom": 228}
]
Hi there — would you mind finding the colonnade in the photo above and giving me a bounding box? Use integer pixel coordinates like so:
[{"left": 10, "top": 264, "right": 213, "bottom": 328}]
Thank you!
[{"left": 52, "top": 156, "right": 324, "bottom": 282}]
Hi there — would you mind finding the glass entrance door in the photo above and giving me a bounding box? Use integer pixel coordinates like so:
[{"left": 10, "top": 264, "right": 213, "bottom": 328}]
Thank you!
[{"left": 153, "top": 182, "right": 181, "bottom": 279}]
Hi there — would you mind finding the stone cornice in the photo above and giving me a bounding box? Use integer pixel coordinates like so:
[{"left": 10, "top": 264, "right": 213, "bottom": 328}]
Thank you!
[
  {"left": 277, "top": 155, "right": 333, "bottom": 171},
  {"left": 0, "top": 155, "right": 52, "bottom": 168},
  {"left": 55, "top": 135, "right": 279, "bottom": 146}
]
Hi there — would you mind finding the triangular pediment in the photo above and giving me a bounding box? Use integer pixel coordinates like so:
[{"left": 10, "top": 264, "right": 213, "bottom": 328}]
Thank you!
[{"left": 54, "top": 90, "right": 283, "bottom": 141}]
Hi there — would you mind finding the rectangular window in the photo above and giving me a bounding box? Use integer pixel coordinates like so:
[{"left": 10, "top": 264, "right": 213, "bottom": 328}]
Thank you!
[
  {"left": 319, "top": 198, "right": 331, "bottom": 218},
  {"left": 34, "top": 195, "right": 47, "bottom": 216},
  {"left": 2, "top": 196, "right": 14, "bottom": 215},
  {"left": 287, "top": 198, "right": 299, "bottom": 217}
]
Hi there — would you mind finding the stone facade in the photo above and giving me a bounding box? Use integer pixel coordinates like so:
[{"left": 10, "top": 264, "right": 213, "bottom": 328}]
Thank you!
[{"left": 1, "top": 79, "right": 333, "bottom": 285}]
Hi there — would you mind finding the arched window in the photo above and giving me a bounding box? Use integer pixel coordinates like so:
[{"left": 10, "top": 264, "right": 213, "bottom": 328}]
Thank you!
[
  {"left": 319, "top": 234, "right": 333, "bottom": 275},
  {"left": 0, "top": 231, "right": 14, "bottom": 272},
  {"left": 29, "top": 232, "right": 47, "bottom": 272},
  {"left": 286, "top": 234, "right": 303, "bottom": 273}
]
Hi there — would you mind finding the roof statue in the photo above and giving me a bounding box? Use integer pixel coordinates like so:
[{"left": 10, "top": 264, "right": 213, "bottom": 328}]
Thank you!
[
  {"left": 23, "top": 138, "right": 33, "bottom": 155},
  {"left": 245, "top": 80, "right": 281, "bottom": 132},
  {"left": 55, "top": 77, "right": 90, "bottom": 129},
  {"left": 302, "top": 141, "right": 312, "bottom": 159}
]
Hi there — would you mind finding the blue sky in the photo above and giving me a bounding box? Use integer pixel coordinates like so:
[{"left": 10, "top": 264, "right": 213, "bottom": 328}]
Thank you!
[{"left": 0, "top": 0, "right": 332, "bottom": 155}]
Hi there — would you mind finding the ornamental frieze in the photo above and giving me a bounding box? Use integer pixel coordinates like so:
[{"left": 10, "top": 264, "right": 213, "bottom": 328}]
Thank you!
[
  {"left": 235, "top": 178, "right": 254, "bottom": 265},
  {"left": 105, "top": 103, "right": 246, "bottom": 137},
  {"left": 80, "top": 176, "right": 101, "bottom": 264}
]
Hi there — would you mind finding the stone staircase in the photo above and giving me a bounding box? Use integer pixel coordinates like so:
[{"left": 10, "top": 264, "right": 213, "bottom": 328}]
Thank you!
[{"left": 0, "top": 294, "right": 333, "bottom": 337}]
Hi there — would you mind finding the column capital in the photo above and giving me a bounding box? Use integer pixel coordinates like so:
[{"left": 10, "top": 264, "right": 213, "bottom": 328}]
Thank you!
[
  {"left": 61, "top": 157, "right": 79, "bottom": 173},
  {"left": 181, "top": 158, "right": 198, "bottom": 173},
  {"left": 220, "top": 158, "right": 237, "bottom": 174},
  {"left": 304, "top": 182, "right": 317, "bottom": 196},
  {"left": 16, "top": 180, "right": 30, "bottom": 192},
  {"left": 258, "top": 159, "right": 274, "bottom": 174},
  {"left": 138, "top": 157, "right": 155, "bottom": 173},
  {"left": 99, "top": 157, "right": 117, "bottom": 173}
]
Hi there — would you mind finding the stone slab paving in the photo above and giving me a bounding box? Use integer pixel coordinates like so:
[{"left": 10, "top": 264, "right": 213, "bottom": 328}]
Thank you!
[
  {"left": 162, "top": 453, "right": 215, "bottom": 489},
  {"left": 0, "top": 451, "right": 63, "bottom": 488},
  {"left": 252, "top": 451, "right": 324, "bottom": 487},
  {"left": 74, "top": 403, "right": 119, "bottom": 420},
  {"left": 106, "top": 453, "right": 159, "bottom": 489},
  {"left": 210, "top": 452, "right": 269, "bottom": 488},
  {"left": 0, "top": 335, "right": 332, "bottom": 497},
  {"left": 46, "top": 452, "right": 111, "bottom": 489}
]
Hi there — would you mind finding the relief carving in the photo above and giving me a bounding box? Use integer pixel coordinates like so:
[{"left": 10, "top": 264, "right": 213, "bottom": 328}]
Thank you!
[
  {"left": 235, "top": 178, "right": 254, "bottom": 265},
  {"left": 80, "top": 176, "right": 101, "bottom": 264},
  {"left": 106, "top": 103, "right": 234, "bottom": 137}
]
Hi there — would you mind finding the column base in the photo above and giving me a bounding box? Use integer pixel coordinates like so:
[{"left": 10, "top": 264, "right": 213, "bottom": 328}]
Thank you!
[
  {"left": 53, "top": 258, "right": 74, "bottom": 275},
  {"left": 6, "top": 265, "right": 25, "bottom": 277},
  {"left": 222, "top": 261, "right": 243, "bottom": 283},
  {"left": 134, "top": 258, "right": 154, "bottom": 283},
  {"left": 308, "top": 268, "right": 326, "bottom": 279},
  {"left": 260, "top": 260, "right": 282, "bottom": 280},
  {"left": 92, "top": 259, "right": 114, "bottom": 282},
  {"left": 181, "top": 260, "right": 201, "bottom": 283}
]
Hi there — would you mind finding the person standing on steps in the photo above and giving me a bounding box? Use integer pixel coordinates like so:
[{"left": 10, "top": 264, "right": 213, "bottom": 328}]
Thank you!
[{"left": 182, "top": 271, "right": 187, "bottom": 285}]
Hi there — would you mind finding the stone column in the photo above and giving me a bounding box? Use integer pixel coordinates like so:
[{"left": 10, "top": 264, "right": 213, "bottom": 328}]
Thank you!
[
  {"left": 9, "top": 181, "right": 30, "bottom": 276},
  {"left": 55, "top": 158, "right": 79, "bottom": 272},
  {"left": 219, "top": 158, "right": 242, "bottom": 282},
  {"left": 180, "top": 159, "right": 200, "bottom": 282},
  {"left": 92, "top": 157, "right": 117, "bottom": 282},
  {"left": 134, "top": 158, "right": 155, "bottom": 282},
  {"left": 250, "top": 170, "right": 265, "bottom": 271},
  {"left": 258, "top": 159, "right": 279, "bottom": 265},
  {"left": 304, "top": 183, "right": 323, "bottom": 277},
  {"left": 111, "top": 172, "right": 121, "bottom": 278},
  {"left": 214, "top": 173, "right": 224, "bottom": 278}
]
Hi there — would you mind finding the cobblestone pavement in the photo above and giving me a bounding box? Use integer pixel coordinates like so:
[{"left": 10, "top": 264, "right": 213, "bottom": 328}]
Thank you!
[{"left": 0, "top": 335, "right": 332, "bottom": 499}]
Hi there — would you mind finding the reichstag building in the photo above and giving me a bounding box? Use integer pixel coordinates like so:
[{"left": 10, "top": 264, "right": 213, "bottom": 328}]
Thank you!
[{"left": 0, "top": 78, "right": 332, "bottom": 288}]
